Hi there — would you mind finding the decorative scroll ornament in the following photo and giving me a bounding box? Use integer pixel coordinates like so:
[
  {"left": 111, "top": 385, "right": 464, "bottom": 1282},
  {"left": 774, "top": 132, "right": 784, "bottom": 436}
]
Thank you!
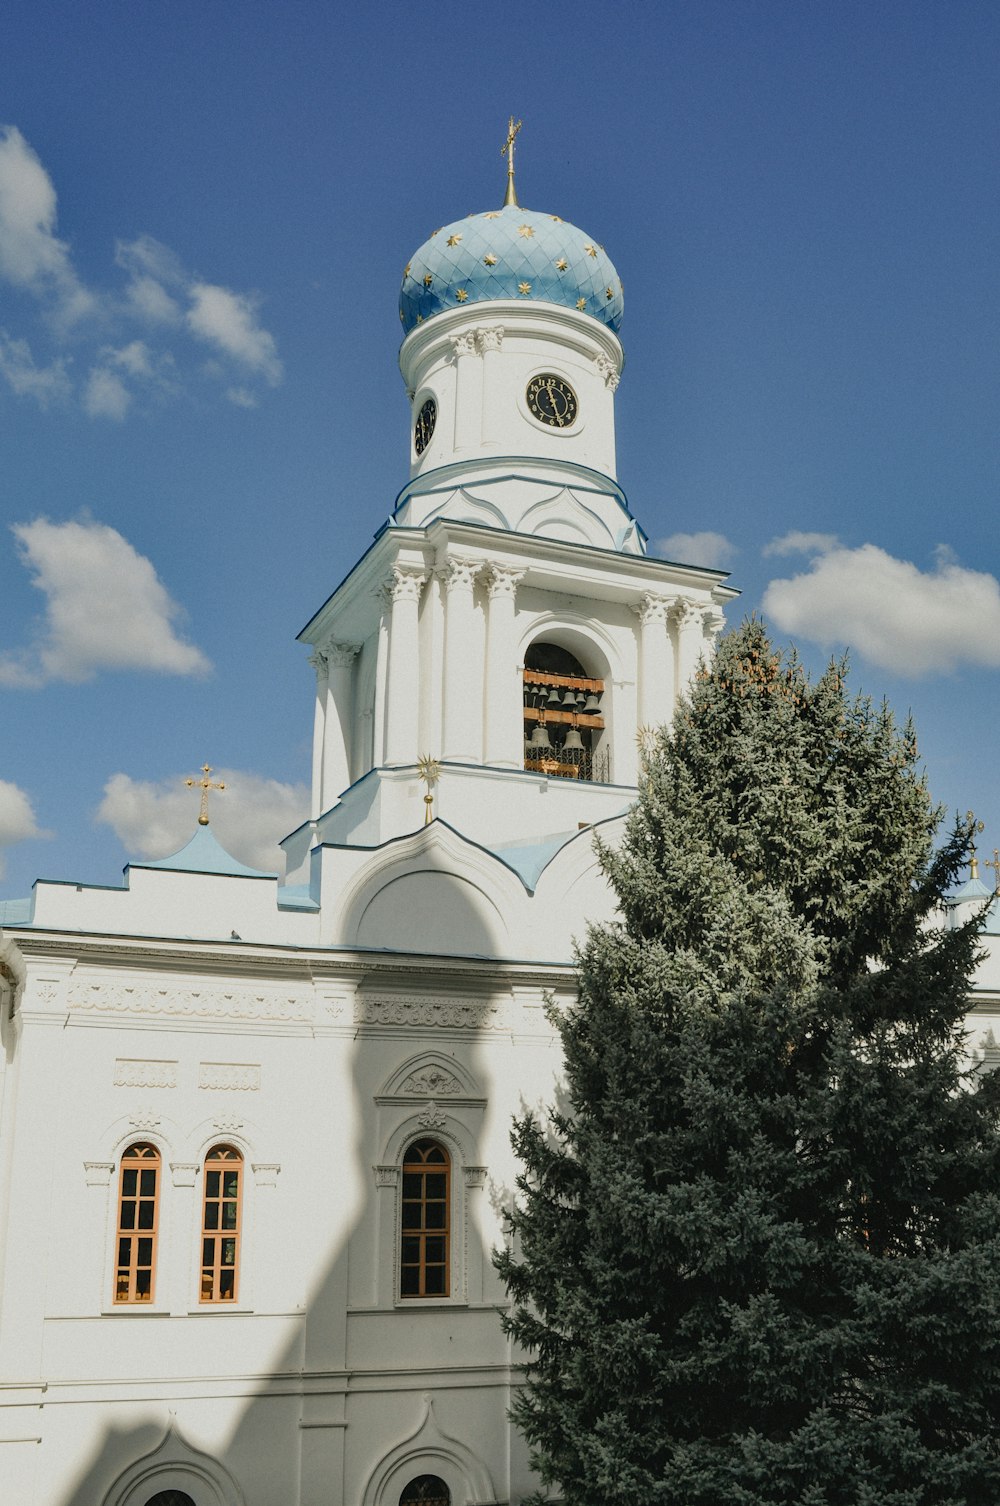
[
  {"left": 418, "top": 1100, "right": 448, "bottom": 1130},
  {"left": 594, "top": 353, "right": 621, "bottom": 390},
  {"left": 128, "top": 1109, "right": 162, "bottom": 1130},
  {"left": 198, "top": 1062, "right": 261, "bottom": 1092},
  {"left": 212, "top": 1112, "right": 245, "bottom": 1133},
  {"left": 69, "top": 981, "right": 313, "bottom": 1023},
  {"left": 114, "top": 1059, "right": 177, "bottom": 1089},
  {"left": 400, "top": 1067, "right": 463, "bottom": 1097}
]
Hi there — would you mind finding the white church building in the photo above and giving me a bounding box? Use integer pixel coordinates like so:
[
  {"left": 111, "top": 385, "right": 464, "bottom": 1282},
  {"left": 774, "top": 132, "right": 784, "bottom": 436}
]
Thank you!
[{"left": 2, "top": 153, "right": 998, "bottom": 1506}]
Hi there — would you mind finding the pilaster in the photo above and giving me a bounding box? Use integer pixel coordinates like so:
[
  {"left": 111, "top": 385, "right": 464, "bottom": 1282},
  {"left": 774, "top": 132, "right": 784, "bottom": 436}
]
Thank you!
[
  {"left": 441, "top": 555, "right": 484, "bottom": 763},
  {"left": 633, "top": 592, "right": 675, "bottom": 730},
  {"left": 382, "top": 568, "right": 426, "bottom": 767},
  {"left": 483, "top": 564, "right": 525, "bottom": 768},
  {"left": 322, "top": 642, "right": 362, "bottom": 806}
]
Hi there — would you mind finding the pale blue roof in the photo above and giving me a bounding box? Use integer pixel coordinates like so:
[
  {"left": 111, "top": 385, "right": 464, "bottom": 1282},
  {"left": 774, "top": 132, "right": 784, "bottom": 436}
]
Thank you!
[
  {"left": 400, "top": 206, "right": 623, "bottom": 335},
  {"left": 0, "top": 896, "right": 32, "bottom": 925},
  {"left": 951, "top": 876, "right": 993, "bottom": 903},
  {"left": 132, "top": 825, "right": 276, "bottom": 879}
]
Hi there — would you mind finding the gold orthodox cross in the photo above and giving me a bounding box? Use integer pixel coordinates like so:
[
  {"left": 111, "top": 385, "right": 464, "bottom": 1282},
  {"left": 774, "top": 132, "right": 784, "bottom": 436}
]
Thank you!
[
  {"left": 501, "top": 116, "right": 522, "bottom": 207},
  {"left": 985, "top": 849, "right": 1000, "bottom": 896},
  {"left": 186, "top": 763, "right": 225, "bottom": 826}
]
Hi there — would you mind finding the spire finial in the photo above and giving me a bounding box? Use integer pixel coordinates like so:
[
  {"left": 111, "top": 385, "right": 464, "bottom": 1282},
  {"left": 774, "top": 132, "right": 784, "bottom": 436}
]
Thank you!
[
  {"left": 986, "top": 849, "right": 1000, "bottom": 896},
  {"left": 967, "top": 811, "right": 985, "bottom": 880},
  {"left": 417, "top": 755, "right": 441, "bottom": 825},
  {"left": 501, "top": 116, "right": 522, "bottom": 207},
  {"left": 186, "top": 763, "right": 225, "bottom": 826}
]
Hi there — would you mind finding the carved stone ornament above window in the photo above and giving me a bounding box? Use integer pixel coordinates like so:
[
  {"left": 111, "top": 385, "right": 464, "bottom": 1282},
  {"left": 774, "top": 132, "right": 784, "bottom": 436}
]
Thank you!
[
  {"left": 417, "top": 1100, "right": 448, "bottom": 1131},
  {"left": 400, "top": 1067, "right": 463, "bottom": 1097},
  {"left": 355, "top": 996, "right": 503, "bottom": 1030},
  {"left": 373, "top": 1164, "right": 400, "bottom": 1188},
  {"left": 114, "top": 1059, "right": 178, "bottom": 1089}
]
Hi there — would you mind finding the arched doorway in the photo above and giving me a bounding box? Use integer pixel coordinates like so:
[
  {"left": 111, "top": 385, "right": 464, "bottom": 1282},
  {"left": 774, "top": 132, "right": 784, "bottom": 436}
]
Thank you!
[
  {"left": 523, "top": 639, "right": 608, "bottom": 782},
  {"left": 399, "top": 1476, "right": 451, "bottom": 1506},
  {"left": 143, "top": 1493, "right": 197, "bottom": 1506}
]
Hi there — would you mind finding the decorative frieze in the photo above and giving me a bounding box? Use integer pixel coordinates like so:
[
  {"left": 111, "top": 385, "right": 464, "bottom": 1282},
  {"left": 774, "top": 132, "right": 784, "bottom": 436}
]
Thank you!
[
  {"left": 400, "top": 1067, "right": 463, "bottom": 1097},
  {"left": 198, "top": 1062, "right": 261, "bottom": 1092},
  {"left": 114, "top": 1059, "right": 177, "bottom": 1090},
  {"left": 170, "top": 1162, "right": 198, "bottom": 1188},
  {"left": 83, "top": 1161, "right": 114, "bottom": 1187},
  {"left": 355, "top": 996, "right": 502, "bottom": 1030},
  {"left": 128, "top": 1109, "right": 161, "bottom": 1130},
  {"left": 212, "top": 1112, "right": 245, "bottom": 1134},
  {"left": 464, "top": 1166, "right": 488, "bottom": 1190},
  {"left": 373, "top": 1165, "right": 400, "bottom": 1188},
  {"left": 68, "top": 982, "right": 313, "bottom": 1023}
]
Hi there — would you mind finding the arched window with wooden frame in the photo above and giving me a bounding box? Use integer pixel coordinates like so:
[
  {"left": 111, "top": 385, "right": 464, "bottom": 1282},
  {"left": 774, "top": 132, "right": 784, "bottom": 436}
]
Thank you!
[
  {"left": 400, "top": 1138, "right": 450, "bottom": 1297},
  {"left": 200, "top": 1143, "right": 242, "bottom": 1303},
  {"left": 114, "top": 1142, "right": 160, "bottom": 1303},
  {"left": 399, "top": 1477, "right": 451, "bottom": 1506}
]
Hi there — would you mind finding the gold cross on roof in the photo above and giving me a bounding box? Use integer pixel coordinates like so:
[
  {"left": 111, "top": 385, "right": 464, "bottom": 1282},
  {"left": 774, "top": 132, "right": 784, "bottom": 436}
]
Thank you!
[
  {"left": 985, "top": 849, "right": 1000, "bottom": 896},
  {"left": 186, "top": 763, "right": 225, "bottom": 826},
  {"left": 501, "top": 116, "right": 522, "bottom": 208},
  {"left": 967, "top": 811, "right": 985, "bottom": 880}
]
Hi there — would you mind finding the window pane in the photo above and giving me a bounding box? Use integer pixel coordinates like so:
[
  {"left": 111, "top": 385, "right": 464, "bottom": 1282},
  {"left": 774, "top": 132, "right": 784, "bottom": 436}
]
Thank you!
[
  {"left": 205, "top": 1202, "right": 220, "bottom": 1230},
  {"left": 118, "top": 1237, "right": 132, "bottom": 1265},
  {"left": 137, "top": 1201, "right": 154, "bottom": 1230},
  {"left": 222, "top": 1202, "right": 237, "bottom": 1230},
  {"left": 206, "top": 1171, "right": 220, "bottom": 1196},
  {"left": 223, "top": 1173, "right": 239, "bottom": 1197},
  {"left": 122, "top": 1169, "right": 138, "bottom": 1195},
  {"left": 401, "top": 1266, "right": 419, "bottom": 1295},
  {"left": 401, "top": 1202, "right": 421, "bottom": 1228},
  {"left": 139, "top": 1169, "right": 156, "bottom": 1196},
  {"left": 401, "top": 1237, "right": 421, "bottom": 1264},
  {"left": 220, "top": 1270, "right": 235, "bottom": 1299},
  {"left": 425, "top": 1237, "right": 446, "bottom": 1264},
  {"left": 137, "top": 1238, "right": 153, "bottom": 1264},
  {"left": 402, "top": 1173, "right": 422, "bottom": 1198},
  {"left": 120, "top": 1201, "right": 136, "bottom": 1230},
  {"left": 425, "top": 1202, "right": 446, "bottom": 1228},
  {"left": 425, "top": 1266, "right": 445, "bottom": 1295},
  {"left": 203, "top": 1238, "right": 215, "bottom": 1264},
  {"left": 425, "top": 1174, "right": 446, "bottom": 1198},
  {"left": 135, "top": 1270, "right": 151, "bottom": 1298}
]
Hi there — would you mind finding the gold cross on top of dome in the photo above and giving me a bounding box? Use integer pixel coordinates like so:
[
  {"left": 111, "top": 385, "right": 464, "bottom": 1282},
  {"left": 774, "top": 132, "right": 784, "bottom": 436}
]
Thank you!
[
  {"left": 501, "top": 116, "right": 522, "bottom": 208},
  {"left": 186, "top": 763, "right": 225, "bottom": 826}
]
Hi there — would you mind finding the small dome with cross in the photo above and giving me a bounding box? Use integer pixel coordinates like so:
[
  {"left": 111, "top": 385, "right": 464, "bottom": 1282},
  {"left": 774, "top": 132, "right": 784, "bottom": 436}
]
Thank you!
[{"left": 399, "top": 205, "right": 623, "bottom": 337}]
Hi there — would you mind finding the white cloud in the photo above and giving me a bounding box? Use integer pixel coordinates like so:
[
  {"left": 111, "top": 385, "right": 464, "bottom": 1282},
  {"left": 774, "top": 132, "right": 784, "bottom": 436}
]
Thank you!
[
  {"left": 0, "top": 331, "right": 71, "bottom": 405},
  {"left": 187, "top": 283, "right": 282, "bottom": 382},
  {"left": 762, "top": 538, "right": 1000, "bottom": 676},
  {"left": 763, "top": 530, "right": 841, "bottom": 558},
  {"left": 226, "top": 385, "right": 258, "bottom": 408},
  {"left": 96, "top": 769, "right": 308, "bottom": 875},
  {"left": 84, "top": 365, "right": 131, "bottom": 420},
  {"left": 0, "top": 780, "right": 50, "bottom": 879},
  {"left": 654, "top": 531, "right": 736, "bottom": 569},
  {"left": 0, "top": 517, "right": 211, "bottom": 687},
  {"left": 115, "top": 235, "right": 183, "bottom": 324},
  {"left": 0, "top": 125, "right": 94, "bottom": 322}
]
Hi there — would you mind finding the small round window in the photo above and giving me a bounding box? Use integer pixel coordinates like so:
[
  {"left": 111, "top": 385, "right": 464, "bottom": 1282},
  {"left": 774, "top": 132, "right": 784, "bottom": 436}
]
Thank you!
[{"left": 414, "top": 398, "right": 437, "bottom": 455}]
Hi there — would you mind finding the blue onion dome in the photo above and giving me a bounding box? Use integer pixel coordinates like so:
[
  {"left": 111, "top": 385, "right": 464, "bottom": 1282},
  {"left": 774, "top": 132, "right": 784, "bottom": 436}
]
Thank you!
[{"left": 399, "top": 205, "right": 623, "bottom": 336}]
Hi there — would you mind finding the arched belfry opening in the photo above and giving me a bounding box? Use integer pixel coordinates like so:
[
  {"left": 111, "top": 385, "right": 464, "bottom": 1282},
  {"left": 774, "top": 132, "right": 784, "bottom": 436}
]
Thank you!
[{"left": 523, "top": 639, "right": 608, "bottom": 783}]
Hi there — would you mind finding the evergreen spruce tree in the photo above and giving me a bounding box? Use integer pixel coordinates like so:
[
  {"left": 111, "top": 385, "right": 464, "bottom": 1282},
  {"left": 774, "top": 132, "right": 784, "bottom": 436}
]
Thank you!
[{"left": 496, "top": 619, "right": 1000, "bottom": 1506}]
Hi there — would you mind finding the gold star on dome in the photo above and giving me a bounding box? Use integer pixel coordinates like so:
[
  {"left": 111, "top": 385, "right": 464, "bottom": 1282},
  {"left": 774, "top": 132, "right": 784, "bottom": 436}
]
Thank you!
[
  {"left": 518, "top": 224, "right": 534, "bottom": 238},
  {"left": 431, "top": 227, "right": 442, "bottom": 236},
  {"left": 446, "top": 234, "right": 462, "bottom": 247},
  {"left": 399, "top": 309, "right": 405, "bottom": 321},
  {"left": 483, "top": 211, "right": 501, "bottom": 219},
  {"left": 576, "top": 297, "right": 586, "bottom": 310},
  {"left": 403, "top": 263, "right": 411, "bottom": 278},
  {"left": 483, "top": 253, "right": 498, "bottom": 266},
  {"left": 456, "top": 288, "right": 468, "bottom": 302},
  {"left": 583, "top": 244, "right": 597, "bottom": 258},
  {"left": 423, "top": 274, "right": 433, "bottom": 287},
  {"left": 605, "top": 287, "right": 614, "bottom": 300},
  {"left": 518, "top": 281, "right": 532, "bottom": 295},
  {"left": 555, "top": 258, "right": 568, "bottom": 272},
  {"left": 416, "top": 314, "right": 424, "bottom": 323},
  {"left": 551, "top": 215, "right": 562, "bottom": 222}
]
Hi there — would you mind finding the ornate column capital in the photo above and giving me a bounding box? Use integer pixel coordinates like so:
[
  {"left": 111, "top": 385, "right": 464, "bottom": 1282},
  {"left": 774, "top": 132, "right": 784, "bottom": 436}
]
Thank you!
[
  {"left": 380, "top": 565, "right": 426, "bottom": 607},
  {"left": 476, "top": 326, "right": 504, "bottom": 354},
  {"left": 594, "top": 352, "right": 621, "bottom": 391},
  {"left": 439, "top": 555, "right": 483, "bottom": 592},
  {"left": 324, "top": 640, "right": 362, "bottom": 669},
  {"left": 670, "top": 597, "right": 704, "bottom": 631},
  {"left": 631, "top": 592, "right": 671, "bottom": 626},
  {"left": 484, "top": 563, "right": 525, "bottom": 600},
  {"left": 373, "top": 1164, "right": 399, "bottom": 1189},
  {"left": 452, "top": 331, "right": 478, "bottom": 359},
  {"left": 702, "top": 606, "right": 727, "bottom": 638},
  {"left": 307, "top": 647, "right": 329, "bottom": 676}
]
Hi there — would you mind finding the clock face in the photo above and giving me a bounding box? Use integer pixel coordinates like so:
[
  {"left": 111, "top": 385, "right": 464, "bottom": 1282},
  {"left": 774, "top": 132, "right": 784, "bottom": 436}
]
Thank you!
[
  {"left": 414, "top": 397, "right": 436, "bottom": 455},
  {"left": 526, "top": 374, "right": 578, "bottom": 429}
]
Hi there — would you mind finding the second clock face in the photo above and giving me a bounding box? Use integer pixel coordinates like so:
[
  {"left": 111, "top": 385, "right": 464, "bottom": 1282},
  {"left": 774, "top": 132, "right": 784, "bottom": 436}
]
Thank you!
[
  {"left": 414, "top": 398, "right": 436, "bottom": 455},
  {"left": 526, "top": 374, "right": 578, "bottom": 428}
]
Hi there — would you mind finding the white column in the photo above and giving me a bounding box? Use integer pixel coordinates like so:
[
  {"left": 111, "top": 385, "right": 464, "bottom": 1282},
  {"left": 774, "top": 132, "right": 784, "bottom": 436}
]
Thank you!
[
  {"left": 321, "top": 642, "right": 361, "bottom": 805},
  {"left": 441, "top": 555, "right": 483, "bottom": 763},
  {"left": 452, "top": 331, "right": 482, "bottom": 451},
  {"left": 673, "top": 598, "right": 707, "bottom": 695},
  {"left": 483, "top": 564, "right": 524, "bottom": 768},
  {"left": 702, "top": 606, "right": 727, "bottom": 666},
  {"left": 477, "top": 326, "right": 504, "bottom": 447},
  {"left": 308, "top": 649, "right": 328, "bottom": 820},
  {"left": 632, "top": 593, "right": 674, "bottom": 730},
  {"left": 382, "top": 567, "right": 425, "bottom": 766}
]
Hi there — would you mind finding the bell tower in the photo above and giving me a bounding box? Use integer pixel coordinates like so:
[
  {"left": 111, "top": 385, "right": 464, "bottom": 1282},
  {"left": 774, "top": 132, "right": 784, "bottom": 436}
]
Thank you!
[{"left": 286, "top": 136, "right": 737, "bottom": 881}]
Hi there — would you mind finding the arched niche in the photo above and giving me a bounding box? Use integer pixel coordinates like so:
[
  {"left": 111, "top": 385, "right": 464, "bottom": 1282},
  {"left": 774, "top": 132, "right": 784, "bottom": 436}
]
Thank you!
[{"left": 520, "top": 623, "right": 615, "bottom": 785}]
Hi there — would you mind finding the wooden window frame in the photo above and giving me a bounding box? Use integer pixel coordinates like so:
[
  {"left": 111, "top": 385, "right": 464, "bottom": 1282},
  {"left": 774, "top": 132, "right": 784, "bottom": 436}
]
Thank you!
[
  {"left": 400, "top": 1138, "right": 451, "bottom": 1299},
  {"left": 114, "top": 1142, "right": 160, "bottom": 1304},
  {"left": 199, "top": 1144, "right": 243, "bottom": 1304}
]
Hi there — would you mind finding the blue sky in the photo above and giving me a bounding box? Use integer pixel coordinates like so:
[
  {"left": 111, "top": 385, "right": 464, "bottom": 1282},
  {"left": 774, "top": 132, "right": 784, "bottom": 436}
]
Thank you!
[{"left": 1, "top": 0, "right": 998, "bottom": 898}]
